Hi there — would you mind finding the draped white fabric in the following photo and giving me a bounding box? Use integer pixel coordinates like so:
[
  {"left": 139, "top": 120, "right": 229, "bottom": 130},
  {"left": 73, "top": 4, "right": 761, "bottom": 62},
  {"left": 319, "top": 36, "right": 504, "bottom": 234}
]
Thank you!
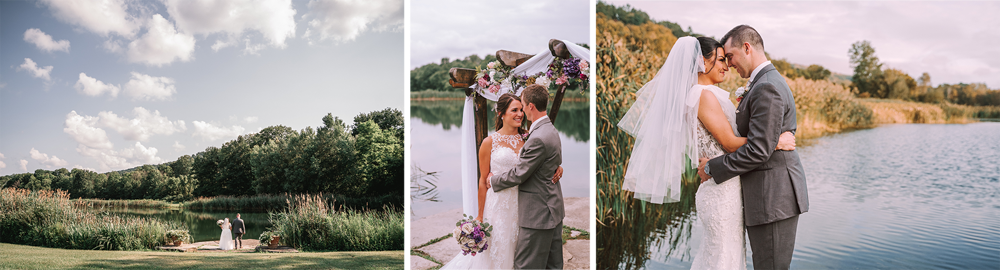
[
  {"left": 616, "top": 36, "right": 705, "bottom": 204},
  {"left": 459, "top": 40, "right": 589, "bottom": 217},
  {"left": 461, "top": 96, "right": 478, "bottom": 216}
]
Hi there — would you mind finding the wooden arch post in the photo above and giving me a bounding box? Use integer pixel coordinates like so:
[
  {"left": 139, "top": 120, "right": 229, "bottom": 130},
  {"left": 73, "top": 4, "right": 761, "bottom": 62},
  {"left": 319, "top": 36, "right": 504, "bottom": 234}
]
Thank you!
[{"left": 448, "top": 39, "right": 574, "bottom": 179}]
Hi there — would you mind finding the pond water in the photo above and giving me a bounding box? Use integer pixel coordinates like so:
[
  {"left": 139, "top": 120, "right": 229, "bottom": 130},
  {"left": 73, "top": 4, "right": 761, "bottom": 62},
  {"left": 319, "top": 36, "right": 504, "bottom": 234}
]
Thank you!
[
  {"left": 107, "top": 209, "right": 271, "bottom": 242},
  {"left": 410, "top": 100, "right": 590, "bottom": 219},
  {"left": 602, "top": 123, "right": 1000, "bottom": 269}
]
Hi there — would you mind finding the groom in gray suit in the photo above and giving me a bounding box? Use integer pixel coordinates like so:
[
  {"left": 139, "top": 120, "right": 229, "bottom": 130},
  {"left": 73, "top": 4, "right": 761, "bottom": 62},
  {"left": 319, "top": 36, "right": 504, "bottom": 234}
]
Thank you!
[
  {"left": 698, "top": 25, "right": 809, "bottom": 270},
  {"left": 488, "top": 84, "right": 564, "bottom": 269}
]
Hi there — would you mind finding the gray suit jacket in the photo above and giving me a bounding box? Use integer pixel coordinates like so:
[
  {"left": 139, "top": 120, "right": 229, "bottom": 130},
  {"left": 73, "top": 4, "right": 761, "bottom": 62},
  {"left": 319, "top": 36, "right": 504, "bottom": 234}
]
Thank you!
[
  {"left": 232, "top": 218, "right": 245, "bottom": 234},
  {"left": 491, "top": 117, "right": 565, "bottom": 230},
  {"left": 708, "top": 64, "right": 809, "bottom": 226}
]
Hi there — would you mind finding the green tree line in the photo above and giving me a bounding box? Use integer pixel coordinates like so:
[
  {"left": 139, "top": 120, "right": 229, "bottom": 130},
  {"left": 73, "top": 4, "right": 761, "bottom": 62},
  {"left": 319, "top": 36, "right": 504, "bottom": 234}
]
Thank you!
[
  {"left": 0, "top": 108, "right": 403, "bottom": 204},
  {"left": 411, "top": 54, "right": 498, "bottom": 92},
  {"left": 850, "top": 40, "right": 1000, "bottom": 106}
]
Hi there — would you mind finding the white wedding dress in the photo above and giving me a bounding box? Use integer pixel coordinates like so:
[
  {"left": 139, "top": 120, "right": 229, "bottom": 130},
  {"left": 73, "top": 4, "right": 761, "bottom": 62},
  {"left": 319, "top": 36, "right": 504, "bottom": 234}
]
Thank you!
[
  {"left": 690, "top": 84, "right": 747, "bottom": 270},
  {"left": 220, "top": 221, "right": 234, "bottom": 250},
  {"left": 442, "top": 132, "right": 521, "bottom": 269}
]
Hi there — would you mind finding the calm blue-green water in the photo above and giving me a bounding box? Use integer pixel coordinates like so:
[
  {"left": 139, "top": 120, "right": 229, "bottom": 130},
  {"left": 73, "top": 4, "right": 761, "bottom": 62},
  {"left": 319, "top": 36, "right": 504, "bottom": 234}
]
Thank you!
[
  {"left": 108, "top": 209, "right": 270, "bottom": 242},
  {"left": 410, "top": 100, "right": 590, "bottom": 218},
  {"left": 640, "top": 123, "right": 1000, "bottom": 269}
]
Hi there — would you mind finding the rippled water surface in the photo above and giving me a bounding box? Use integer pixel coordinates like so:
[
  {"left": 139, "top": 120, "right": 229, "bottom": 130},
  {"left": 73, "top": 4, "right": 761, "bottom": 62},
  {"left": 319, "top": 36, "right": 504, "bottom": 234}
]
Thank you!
[{"left": 640, "top": 123, "right": 1000, "bottom": 269}]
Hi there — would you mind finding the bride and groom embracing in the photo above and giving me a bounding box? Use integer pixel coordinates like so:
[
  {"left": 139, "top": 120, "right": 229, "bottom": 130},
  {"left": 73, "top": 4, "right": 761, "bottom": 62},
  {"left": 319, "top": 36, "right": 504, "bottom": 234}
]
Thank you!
[
  {"left": 443, "top": 84, "right": 568, "bottom": 269},
  {"left": 217, "top": 213, "right": 246, "bottom": 250},
  {"left": 620, "top": 25, "right": 809, "bottom": 270}
]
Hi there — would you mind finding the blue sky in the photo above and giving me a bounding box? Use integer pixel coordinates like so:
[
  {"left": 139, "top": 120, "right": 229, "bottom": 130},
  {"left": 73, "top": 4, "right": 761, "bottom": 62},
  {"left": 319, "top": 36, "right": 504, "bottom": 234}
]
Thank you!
[
  {"left": 0, "top": 0, "right": 403, "bottom": 174},
  {"left": 611, "top": 1, "right": 1000, "bottom": 89}
]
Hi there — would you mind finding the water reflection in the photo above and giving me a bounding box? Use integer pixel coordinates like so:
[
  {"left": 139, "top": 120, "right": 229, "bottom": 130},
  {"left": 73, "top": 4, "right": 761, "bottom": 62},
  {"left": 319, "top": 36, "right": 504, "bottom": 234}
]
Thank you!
[
  {"left": 105, "top": 208, "right": 270, "bottom": 242},
  {"left": 598, "top": 179, "right": 698, "bottom": 270}
]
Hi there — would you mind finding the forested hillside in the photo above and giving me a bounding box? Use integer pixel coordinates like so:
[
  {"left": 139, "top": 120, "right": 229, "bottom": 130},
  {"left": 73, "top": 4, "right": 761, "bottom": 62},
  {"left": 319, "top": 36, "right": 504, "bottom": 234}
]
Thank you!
[{"left": 0, "top": 108, "right": 404, "bottom": 204}]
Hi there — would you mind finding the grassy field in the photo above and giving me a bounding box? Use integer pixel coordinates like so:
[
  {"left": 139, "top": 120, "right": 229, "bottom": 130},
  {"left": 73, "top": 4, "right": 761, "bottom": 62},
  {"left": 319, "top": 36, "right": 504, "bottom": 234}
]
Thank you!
[{"left": 0, "top": 243, "right": 402, "bottom": 270}]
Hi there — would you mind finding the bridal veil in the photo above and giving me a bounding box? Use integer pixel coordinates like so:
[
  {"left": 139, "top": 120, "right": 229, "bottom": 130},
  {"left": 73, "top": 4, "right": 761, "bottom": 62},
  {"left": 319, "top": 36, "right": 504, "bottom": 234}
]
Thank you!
[{"left": 617, "top": 36, "right": 704, "bottom": 204}]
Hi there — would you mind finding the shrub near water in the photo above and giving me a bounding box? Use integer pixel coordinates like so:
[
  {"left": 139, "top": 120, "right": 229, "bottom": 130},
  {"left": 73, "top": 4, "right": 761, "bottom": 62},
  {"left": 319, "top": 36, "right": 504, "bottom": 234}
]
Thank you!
[
  {"left": 267, "top": 194, "right": 403, "bottom": 251},
  {"left": 0, "top": 188, "right": 180, "bottom": 250}
]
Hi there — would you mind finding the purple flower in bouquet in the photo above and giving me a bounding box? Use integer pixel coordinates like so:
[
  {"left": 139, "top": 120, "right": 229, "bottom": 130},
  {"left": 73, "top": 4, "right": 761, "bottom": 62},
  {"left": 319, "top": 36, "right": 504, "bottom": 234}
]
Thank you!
[
  {"left": 562, "top": 58, "right": 581, "bottom": 77},
  {"left": 453, "top": 215, "right": 493, "bottom": 256}
]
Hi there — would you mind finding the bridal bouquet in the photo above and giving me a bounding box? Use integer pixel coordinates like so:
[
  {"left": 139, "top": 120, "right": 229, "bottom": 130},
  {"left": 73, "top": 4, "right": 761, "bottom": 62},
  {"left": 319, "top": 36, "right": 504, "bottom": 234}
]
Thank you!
[
  {"left": 216, "top": 219, "right": 225, "bottom": 226},
  {"left": 452, "top": 214, "right": 493, "bottom": 256}
]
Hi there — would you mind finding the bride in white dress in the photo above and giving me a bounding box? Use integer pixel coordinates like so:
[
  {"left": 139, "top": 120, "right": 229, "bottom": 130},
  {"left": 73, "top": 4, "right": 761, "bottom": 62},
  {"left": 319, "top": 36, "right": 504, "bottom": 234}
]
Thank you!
[
  {"left": 219, "top": 218, "right": 234, "bottom": 250},
  {"left": 442, "top": 93, "right": 563, "bottom": 269},
  {"left": 618, "top": 36, "right": 794, "bottom": 270}
]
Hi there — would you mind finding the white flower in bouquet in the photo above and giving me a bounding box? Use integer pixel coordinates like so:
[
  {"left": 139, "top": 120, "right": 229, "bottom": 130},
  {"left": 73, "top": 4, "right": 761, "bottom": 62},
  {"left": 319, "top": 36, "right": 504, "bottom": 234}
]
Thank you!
[
  {"left": 216, "top": 219, "right": 224, "bottom": 226},
  {"left": 535, "top": 76, "right": 551, "bottom": 87},
  {"left": 453, "top": 214, "right": 493, "bottom": 256}
]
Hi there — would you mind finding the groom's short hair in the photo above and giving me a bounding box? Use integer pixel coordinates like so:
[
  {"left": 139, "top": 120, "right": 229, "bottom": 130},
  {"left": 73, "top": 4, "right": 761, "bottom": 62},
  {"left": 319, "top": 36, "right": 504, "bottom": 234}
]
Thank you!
[
  {"left": 522, "top": 84, "right": 548, "bottom": 112},
  {"left": 721, "top": 25, "right": 764, "bottom": 51}
]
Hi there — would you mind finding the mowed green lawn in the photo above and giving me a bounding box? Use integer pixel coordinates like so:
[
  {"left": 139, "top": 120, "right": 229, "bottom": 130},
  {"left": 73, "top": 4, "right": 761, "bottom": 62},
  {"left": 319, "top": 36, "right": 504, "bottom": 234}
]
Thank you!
[{"left": 0, "top": 243, "right": 402, "bottom": 270}]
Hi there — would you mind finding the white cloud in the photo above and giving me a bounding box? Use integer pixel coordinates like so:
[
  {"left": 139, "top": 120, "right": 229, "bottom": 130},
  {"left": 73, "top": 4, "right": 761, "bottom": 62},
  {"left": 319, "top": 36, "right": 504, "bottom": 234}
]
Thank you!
[
  {"left": 123, "top": 72, "right": 176, "bottom": 101},
  {"left": 29, "top": 148, "right": 69, "bottom": 168},
  {"left": 17, "top": 58, "right": 53, "bottom": 81},
  {"left": 192, "top": 121, "right": 245, "bottom": 141},
  {"left": 0, "top": 161, "right": 6, "bottom": 169},
  {"left": 118, "top": 142, "right": 163, "bottom": 165},
  {"left": 24, "top": 28, "right": 70, "bottom": 53},
  {"left": 76, "top": 142, "right": 162, "bottom": 172},
  {"left": 103, "top": 39, "right": 124, "bottom": 53},
  {"left": 163, "top": 0, "right": 296, "bottom": 53},
  {"left": 98, "top": 107, "right": 186, "bottom": 142},
  {"left": 127, "top": 14, "right": 196, "bottom": 66},
  {"left": 64, "top": 111, "right": 114, "bottom": 150},
  {"left": 0, "top": 152, "right": 5, "bottom": 159},
  {"left": 303, "top": 0, "right": 403, "bottom": 44},
  {"left": 20, "top": 160, "right": 28, "bottom": 172},
  {"left": 173, "top": 141, "right": 186, "bottom": 151},
  {"left": 38, "top": 0, "right": 139, "bottom": 38},
  {"left": 72, "top": 165, "right": 97, "bottom": 172},
  {"left": 244, "top": 116, "right": 259, "bottom": 123},
  {"left": 75, "top": 73, "right": 121, "bottom": 97}
]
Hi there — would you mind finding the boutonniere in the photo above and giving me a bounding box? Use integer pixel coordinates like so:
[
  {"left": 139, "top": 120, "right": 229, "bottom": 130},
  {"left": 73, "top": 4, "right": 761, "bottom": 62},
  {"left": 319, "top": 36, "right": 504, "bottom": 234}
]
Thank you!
[
  {"left": 521, "top": 133, "right": 529, "bottom": 142},
  {"left": 735, "top": 86, "right": 747, "bottom": 103}
]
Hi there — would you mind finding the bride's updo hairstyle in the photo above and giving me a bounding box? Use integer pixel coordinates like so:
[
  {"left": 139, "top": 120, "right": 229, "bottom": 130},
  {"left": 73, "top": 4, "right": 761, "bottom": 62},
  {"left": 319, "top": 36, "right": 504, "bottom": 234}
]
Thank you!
[
  {"left": 495, "top": 93, "right": 527, "bottom": 134},
  {"left": 697, "top": 36, "right": 724, "bottom": 72}
]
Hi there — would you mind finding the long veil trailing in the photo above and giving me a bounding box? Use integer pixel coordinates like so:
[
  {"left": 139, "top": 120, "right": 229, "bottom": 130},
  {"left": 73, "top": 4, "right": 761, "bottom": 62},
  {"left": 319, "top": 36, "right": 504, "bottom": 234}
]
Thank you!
[{"left": 616, "top": 36, "right": 705, "bottom": 204}]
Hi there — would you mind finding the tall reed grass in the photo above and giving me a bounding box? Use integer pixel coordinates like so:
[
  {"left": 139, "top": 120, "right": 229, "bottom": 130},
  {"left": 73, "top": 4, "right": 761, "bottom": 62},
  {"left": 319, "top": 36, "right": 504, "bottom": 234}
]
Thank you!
[
  {"left": 73, "top": 198, "right": 179, "bottom": 209},
  {"left": 266, "top": 194, "right": 403, "bottom": 251},
  {"left": 183, "top": 193, "right": 401, "bottom": 213},
  {"left": 0, "top": 188, "right": 182, "bottom": 250}
]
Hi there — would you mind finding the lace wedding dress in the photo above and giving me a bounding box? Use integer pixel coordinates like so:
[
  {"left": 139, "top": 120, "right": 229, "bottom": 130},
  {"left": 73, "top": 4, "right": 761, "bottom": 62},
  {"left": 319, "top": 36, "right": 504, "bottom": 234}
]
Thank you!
[
  {"left": 442, "top": 132, "right": 521, "bottom": 269},
  {"left": 220, "top": 221, "right": 234, "bottom": 250},
  {"left": 690, "top": 84, "right": 747, "bottom": 270}
]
